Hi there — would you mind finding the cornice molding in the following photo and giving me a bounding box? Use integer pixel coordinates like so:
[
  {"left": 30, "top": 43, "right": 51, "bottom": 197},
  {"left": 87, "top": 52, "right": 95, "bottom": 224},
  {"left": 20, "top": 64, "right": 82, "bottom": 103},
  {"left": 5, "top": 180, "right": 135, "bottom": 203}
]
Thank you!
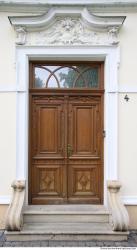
[
  {"left": 9, "top": 7, "right": 125, "bottom": 31},
  {"left": 1, "top": 1, "right": 137, "bottom": 13},
  {"left": 8, "top": 7, "right": 126, "bottom": 46}
]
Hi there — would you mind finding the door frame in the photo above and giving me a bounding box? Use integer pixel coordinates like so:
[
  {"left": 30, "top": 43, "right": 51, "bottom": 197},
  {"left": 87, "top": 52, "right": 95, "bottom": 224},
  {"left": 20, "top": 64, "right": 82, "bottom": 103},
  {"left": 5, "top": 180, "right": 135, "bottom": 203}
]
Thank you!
[
  {"left": 29, "top": 87, "right": 104, "bottom": 204},
  {"left": 15, "top": 46, "right": 119, "bottom": 206}
]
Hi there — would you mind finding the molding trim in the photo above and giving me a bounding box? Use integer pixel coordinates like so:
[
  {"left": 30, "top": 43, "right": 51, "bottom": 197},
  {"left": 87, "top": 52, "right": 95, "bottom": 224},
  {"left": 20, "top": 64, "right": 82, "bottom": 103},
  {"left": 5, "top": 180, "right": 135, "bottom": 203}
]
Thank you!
[
  {"left": 119, "top": 86, "right": 137, "bottom": 93},
  {"left": 0, "top": 86, "right": 17, "bottom": 93},
  {"left": 1, "top": 1, "right": 137, "bottom": 13},
  {"left": 122, "top": 196, "right": 137, "bottom": 205},
  {"left": 8, "top": 7, "right": 125, "bottom": 46},
  {"left": 0, "top": 196, "right": 11, "bottom": 204},
  {"left": 1, "top": 86, "right": 137, "bottom": 93},
  {"left": 9, "top": 7, "right": 125, "bottom": 31},
  {"left": 1, "top": 195, "right": 137, "bottom": 205}
]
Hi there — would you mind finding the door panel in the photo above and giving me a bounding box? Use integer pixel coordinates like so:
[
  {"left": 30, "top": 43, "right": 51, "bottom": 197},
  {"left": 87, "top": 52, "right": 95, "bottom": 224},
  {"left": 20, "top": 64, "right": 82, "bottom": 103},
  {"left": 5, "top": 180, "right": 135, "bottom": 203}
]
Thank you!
[
  {"left": 68, "top": 165, "right": 99, "bottom": 195},
  {"left": 76, "top": 107, "right": 92, "bottom": 153},
  {"left": 35, "top": 102, "right": 65, "bottom": 157},
  {"left": 70, "top": 105, "right": 99, "bottom": 156},
  {"left": 30, "top": 96, "right": 67, "bottom": 204},
  {"left": 67, "top": 96, "right": 103, "bottom": 203},
  {"left": 39, "top": 107, "right": 58, "bottom": 153}
]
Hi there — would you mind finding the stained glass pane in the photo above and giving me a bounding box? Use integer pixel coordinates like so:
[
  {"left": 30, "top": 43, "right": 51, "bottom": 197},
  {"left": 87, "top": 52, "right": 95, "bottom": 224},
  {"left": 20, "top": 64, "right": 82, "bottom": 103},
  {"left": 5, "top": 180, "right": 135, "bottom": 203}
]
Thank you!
[
  {"left": 82, "top": 67, "right": 98, "bottom": 88},
  {"left": 34, "top": 65, "right": 99, "bottom": 88},
  {"left": 57, "top": 67, "right": 79, "bottom": 88}
]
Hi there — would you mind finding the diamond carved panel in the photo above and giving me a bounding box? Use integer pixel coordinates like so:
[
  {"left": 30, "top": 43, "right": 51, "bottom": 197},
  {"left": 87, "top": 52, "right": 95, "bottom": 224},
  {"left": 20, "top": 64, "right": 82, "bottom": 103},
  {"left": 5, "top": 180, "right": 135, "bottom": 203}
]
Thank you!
[
  {"left": 77, "top": 171, "right": 91, "bottom": 192},
  {"left": 40, "top": 170, "right": 55, "bottom": 192},
  {"left": 74, "top": 168, "right": 97, "bottom": 195},
  {"left": 39, "top": 168, "right": 60, "bottom": 194}
]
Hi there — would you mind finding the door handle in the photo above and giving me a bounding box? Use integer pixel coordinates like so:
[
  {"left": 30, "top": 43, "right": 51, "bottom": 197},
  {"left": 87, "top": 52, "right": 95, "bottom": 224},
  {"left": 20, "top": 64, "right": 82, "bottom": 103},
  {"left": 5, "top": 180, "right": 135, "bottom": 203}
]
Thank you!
[{"left": 67, "top": 144, "right": 73, "bottom": 157}]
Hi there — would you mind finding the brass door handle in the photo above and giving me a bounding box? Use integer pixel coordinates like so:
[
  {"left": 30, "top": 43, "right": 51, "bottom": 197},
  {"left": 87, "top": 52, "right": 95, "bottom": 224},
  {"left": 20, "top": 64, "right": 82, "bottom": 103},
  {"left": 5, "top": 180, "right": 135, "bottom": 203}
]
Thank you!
[{"left": 67, "top": 144, "right": 73, "bottom": 157}]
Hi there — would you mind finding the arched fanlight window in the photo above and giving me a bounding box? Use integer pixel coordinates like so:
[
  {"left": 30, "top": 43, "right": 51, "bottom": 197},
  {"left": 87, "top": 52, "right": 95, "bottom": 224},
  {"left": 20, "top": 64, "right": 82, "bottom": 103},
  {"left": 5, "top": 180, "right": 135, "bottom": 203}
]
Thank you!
[{"left": 34, "top": 65, "right": 99, "bottom": 88}]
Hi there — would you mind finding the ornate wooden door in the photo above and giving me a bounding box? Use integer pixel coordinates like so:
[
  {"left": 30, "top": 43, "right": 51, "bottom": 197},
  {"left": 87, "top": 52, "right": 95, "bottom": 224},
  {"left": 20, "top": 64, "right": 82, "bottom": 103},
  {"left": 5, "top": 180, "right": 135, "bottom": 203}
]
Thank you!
[{"left": 29, "top": 62, "right": 104, "bottom": 204}]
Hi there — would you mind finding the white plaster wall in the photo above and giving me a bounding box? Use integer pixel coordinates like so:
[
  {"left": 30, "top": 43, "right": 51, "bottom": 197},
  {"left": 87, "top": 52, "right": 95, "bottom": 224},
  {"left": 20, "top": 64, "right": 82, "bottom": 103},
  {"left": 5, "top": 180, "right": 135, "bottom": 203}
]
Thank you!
[
  {"left": 119, "top": 13, "right": 137, "bottom": 87},
  {"left": 0, "top": 13, "right": 16, "bottom": 86},
  {"left": 118, "top": 93, "right": 137, "bottom": 196},
  {"left": 118, "top": 13, "right": 137, "bottom": 198},
  {"left": 0, "top": 11, "right": 137, "bottom": 201},
  {"left": 0, "top": 93, "right": 16, "bottom": 196}
]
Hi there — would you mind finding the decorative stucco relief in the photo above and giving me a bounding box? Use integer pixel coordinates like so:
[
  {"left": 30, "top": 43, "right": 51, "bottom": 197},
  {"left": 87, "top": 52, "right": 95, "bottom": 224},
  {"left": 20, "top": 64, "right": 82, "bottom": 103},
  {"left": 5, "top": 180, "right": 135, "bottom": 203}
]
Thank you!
[
  {"left": 17, "top": 17, "right": 119, "bottom": 46},
  {"left": 9, "top": 7, "right": 125, "bottom": 46},
  {"left": 15, "top": 27, "right": 26, "bottom": 45}
]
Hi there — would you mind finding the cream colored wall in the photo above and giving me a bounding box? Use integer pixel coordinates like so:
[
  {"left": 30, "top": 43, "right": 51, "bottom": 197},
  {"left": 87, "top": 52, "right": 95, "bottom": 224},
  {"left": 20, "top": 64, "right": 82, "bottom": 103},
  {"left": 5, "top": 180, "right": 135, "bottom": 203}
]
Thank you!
[
  {"left": 126, "top": 206, "right": 137, "bottom": 229},
  {"left": 100, "top": 12, "right": 137, "bottom": 198},
  {"left": 119, "top": 13, "right": 137, "bottom": 87},
  {"left": 0, "top": 13, "right": 16, "bottom": 86},
  {"left": 0, "top": 12, "right": 25, "bottom": 199},
  {"left": 119, "top": 93, "right": 137, "bottom": 197},
  {"left": 118, "top": 13, "right": 137, "bottom": 197},
  {"left": 0, "top": 93, "right": 16, "bottom": 197},
  {"left": 0, "top": 205, "right": 8, "bottom": 229},
  {"left": 0, "top": 12, "right": 137, "bottom": 217}
]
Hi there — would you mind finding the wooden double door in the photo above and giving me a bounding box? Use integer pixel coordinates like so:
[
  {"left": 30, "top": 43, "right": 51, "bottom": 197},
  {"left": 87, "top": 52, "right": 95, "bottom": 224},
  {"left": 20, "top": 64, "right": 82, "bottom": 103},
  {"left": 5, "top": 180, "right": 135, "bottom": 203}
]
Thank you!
[{"left": 29, "top": 91, "right": 104, "bottom": 204}]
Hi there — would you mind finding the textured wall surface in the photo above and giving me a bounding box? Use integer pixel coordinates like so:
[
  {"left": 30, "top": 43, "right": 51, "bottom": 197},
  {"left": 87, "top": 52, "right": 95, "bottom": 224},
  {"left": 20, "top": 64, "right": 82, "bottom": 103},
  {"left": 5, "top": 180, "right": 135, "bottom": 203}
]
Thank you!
[
  {"left": 119, "top": 13, "right": 137, "bottom": 87},
  {"left": 0, "top": 13, "right": 16, "bottom": 86},
  {"left": 0, "top": 205, "right": 8, "bottom": 229},
  {"left": 126, "top": 206, "right": 137, "bottom": 229},
  {"left": 0, "top": 93, "right": 16, "bottom": 197},
  {"left": 119, "top": 94, "right": 137, "bottom": 196}
]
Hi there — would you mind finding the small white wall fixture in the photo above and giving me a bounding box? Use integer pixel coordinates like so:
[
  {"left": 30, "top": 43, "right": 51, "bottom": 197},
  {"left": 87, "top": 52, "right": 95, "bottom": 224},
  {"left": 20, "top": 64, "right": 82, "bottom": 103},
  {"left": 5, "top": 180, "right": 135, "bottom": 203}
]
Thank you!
[{"left": 9, "top": 7, "right": 125, "bottom": 205}]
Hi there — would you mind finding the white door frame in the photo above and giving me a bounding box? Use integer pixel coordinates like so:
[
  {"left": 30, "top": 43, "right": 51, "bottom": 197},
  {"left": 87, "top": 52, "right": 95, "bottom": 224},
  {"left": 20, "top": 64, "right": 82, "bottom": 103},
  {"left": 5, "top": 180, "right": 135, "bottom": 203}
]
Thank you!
[{"left": 15, "top": 45, "right": 120, "bottom": 206}]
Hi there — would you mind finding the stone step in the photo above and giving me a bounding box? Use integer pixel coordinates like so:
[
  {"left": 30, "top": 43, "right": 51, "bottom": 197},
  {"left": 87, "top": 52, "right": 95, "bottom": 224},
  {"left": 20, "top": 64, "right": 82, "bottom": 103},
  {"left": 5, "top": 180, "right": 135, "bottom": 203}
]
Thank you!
[
  {"left": 24, "top": 213, "right": 109, "bottom": 223},
  {"left": 6, "top": 222, "right": 129, "bottom": 241},
  {"left": 23, "top": 205, "right": 110, "bottom": 223}
]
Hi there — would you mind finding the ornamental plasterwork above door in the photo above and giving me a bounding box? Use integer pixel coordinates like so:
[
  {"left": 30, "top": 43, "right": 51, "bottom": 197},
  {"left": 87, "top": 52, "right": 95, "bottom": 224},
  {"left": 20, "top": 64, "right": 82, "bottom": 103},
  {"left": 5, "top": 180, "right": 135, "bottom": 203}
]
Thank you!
[{"left": 8, "top": 7, "right": 126, "bottom": 46}]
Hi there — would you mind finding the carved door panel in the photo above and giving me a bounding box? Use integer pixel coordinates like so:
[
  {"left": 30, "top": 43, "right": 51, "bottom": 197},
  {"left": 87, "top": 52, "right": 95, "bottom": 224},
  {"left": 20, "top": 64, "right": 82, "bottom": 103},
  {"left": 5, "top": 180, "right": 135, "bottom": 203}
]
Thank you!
[
  {"left": 67, "top": 96, "right": 103, "bottom": 203},
  {"left": 30, "top": 96, "right": 67, "bottom": 204}
]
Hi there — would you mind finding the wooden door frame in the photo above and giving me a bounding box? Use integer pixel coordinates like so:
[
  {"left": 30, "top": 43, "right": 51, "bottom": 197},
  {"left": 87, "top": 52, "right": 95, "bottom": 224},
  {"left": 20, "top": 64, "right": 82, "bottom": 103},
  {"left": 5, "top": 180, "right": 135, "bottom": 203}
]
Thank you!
[
  {"left": 29, "top": 88, "right": 104, "bottom": 204},
  {"left": 29, "top": 61, "right": 104, "bottom": 204},
  {"left": 15, "top": 46, "right": 119, "bottom": 207}
]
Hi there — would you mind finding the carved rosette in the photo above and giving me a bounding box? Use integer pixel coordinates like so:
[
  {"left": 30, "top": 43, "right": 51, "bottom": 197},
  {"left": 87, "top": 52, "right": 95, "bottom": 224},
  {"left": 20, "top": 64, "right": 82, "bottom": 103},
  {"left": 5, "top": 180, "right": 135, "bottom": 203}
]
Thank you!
[
  {"left": 5, "top": 180, "right": 25, "bottom": 231},
  {"left": 107, "top": 180, "right": 129, "bottom": 231}
]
